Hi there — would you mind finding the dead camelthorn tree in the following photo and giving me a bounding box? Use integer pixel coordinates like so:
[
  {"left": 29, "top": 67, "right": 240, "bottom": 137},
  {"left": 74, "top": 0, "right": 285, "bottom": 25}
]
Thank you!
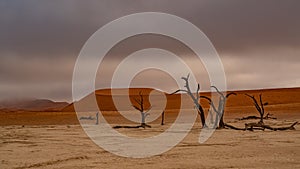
[
  {"left": 243, "top": 93, "right": 298, "bottom": 131},
  {"left": 245, "top": 94, "right": 268, "bottom": 124},
  {"left": 132, "top": 91, "right": 152, "bottom": 128},
  {"left": 200, "top": 86, "right": 236, "bottom": 128},
  {"left": 171, "top": 74, "right": 207, "bottom": 128}
]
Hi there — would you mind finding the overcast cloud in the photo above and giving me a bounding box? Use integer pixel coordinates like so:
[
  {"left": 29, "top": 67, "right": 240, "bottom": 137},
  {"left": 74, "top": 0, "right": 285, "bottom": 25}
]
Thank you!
[{"left": 0, "top": 0, "right": 299, "bottom": 102}]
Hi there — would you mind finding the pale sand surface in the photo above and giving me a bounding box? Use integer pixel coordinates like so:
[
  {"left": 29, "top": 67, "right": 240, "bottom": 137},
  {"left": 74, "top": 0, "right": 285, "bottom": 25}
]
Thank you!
[
  {"left": 1, "top": 88, "right": 299, "bottom": 168},
  {"left": 1, "top": 119, "right": 299, "bottom": 169}
]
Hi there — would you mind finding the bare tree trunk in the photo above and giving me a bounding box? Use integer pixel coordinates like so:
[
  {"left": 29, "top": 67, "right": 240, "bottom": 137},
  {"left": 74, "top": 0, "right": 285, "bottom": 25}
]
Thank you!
[
  {"left": 197, "top": 107, "right": 206, "bottom": 127},
  {"left": 141, "top": 112, "right": 146, "bottom": 127},
  {"left": 217, "top": 99, "right": 224, "bottom": 128},
  {"left": 96, "top": 112, "right": 99, "bottom": 125},
  {"left": 161, "top": 111, "right": 165, "bottom": 125},
  {"left": 219, "top": 114, "right": 225, "bottom": 128},
  {"left": 214, "top": 111, "right": 219, "bottom": 128}
]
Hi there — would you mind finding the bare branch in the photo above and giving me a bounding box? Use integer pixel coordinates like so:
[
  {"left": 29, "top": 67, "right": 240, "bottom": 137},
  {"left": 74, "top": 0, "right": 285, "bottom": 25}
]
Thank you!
[
  {"left": 181, "top": 73, "right": 190, "bottom": 82},
  {"left": 196, "top": 83, "right": 200, "bottom": 100},
  {"left": 226, "top": 92, "right": 237, "bottom": 98},
  {"left": 133, "top": 97, "right": 142, "bottom": 106},
  {"left": 211, "top": 86, "right": 225, "bottom": 99},
  {"left": 132, "top": 105, "right": 142, "bottom": 112},
  {"left": 181, "top": 74, "right": 196, "bottom": 99},
  {"left": 197, "top": 84, "right": 200, "bottom": 93},
  {"left": 200, "top": 95, "right": 212, "bottom": 103},
  {"left": 200, "top": 96, "right": 218, "bottom": 113},
  {"left": 259, "top": 94, "right": 265, "bottom": 116},
  {"left": 138, "top": 91, "right": 144, "bottom": 112},
  {"left": 245, "top": 94, "right": 254, "bottom": 99},
  {"left": 245, "top": 94, "right": 262, "bottom": 113},
  {"left": 132, "top": 91, "right": 146, "bottom": 112},
  {"left": 170, "top": 89, "right": 189, "bottom": 95}
]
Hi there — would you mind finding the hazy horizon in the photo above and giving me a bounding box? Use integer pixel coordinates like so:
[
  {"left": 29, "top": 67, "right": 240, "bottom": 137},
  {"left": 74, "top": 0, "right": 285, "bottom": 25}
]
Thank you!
[{"left": 1, "top": 86, "right": 299, "bottom": 103}]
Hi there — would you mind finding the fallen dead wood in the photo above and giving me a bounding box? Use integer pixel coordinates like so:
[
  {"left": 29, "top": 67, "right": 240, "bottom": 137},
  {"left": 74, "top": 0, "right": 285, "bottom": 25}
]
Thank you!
[
  {"left": 238, "top": 116, "right": 260, "bottom": 120},
  {"left": 224, "top": 123, "right": 246, "bottom": 130},
  {"left": 113, "top": 124, "right": 152, "bottom": 129},
  {"left": 238, "top": 113, "right": 277, "bottom": 121},
  {"left": 245, "top": 122, "right": 298, "bottom": 131},
  {"left": 223, "top": 122, "right": 298, "bottom": 131},
  {"left": 223, "top": 123, "right": 264, "bottom": 131}
]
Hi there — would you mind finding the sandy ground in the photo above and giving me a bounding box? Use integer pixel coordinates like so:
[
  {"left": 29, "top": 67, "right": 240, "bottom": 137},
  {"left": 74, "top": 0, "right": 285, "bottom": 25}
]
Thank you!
[
  {"left": 1, "top": 116, "right": 299, "bottom": 169},
  {"left": 1, "top": 88, "right": 300, "bottom": 168}
]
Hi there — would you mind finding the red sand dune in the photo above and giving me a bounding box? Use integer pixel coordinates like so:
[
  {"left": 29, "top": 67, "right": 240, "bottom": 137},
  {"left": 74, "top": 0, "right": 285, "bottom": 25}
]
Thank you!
[
  {"left": 0, "top": 87, "right": 299, "bottom": 126},
  {"left": 62, "top": 87, "right": 300, "bottom": 112}
]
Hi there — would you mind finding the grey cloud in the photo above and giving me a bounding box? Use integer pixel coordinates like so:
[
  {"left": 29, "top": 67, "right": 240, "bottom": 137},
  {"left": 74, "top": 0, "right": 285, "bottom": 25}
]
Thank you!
[
  {"left": 0, "top": 0, "right": 299, "bottom": 101},
  {"left": 0, "top": 54, "right": 75, "bottom": 83},
  {"left": 1, "top": 0, "right": 300, "bottom": 56}
]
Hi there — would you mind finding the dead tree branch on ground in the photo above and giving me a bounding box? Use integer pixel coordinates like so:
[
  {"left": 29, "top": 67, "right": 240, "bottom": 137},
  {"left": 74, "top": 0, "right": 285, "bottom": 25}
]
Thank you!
[{"left": 237, "top": 113, "right": 277, "bottom": 121}]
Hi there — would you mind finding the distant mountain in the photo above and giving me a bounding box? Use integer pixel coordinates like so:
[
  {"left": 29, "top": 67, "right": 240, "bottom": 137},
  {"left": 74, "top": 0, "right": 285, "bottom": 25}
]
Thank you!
[{"left": 0, "top": 98, "right": 69, "bottom": 111}]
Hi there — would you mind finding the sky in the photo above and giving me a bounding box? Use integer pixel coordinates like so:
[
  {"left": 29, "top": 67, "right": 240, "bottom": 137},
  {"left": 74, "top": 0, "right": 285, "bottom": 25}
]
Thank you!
[{"left": 0, "top": 0, "right": 300, "bottom": 102}]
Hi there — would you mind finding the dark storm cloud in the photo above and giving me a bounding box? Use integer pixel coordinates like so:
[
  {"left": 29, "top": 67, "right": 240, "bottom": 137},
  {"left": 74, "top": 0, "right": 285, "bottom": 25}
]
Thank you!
[
  {"left": 0, "top": 0, "right": 299, "bottom": 101},
  {"left": 1, "top": 0, "right": 300, "bottom": 56}
]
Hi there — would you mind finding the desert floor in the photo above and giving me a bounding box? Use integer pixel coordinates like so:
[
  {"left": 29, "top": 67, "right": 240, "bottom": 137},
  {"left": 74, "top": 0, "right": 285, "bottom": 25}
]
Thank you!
[{"left": 1, "top": 110, "right": 299, "bottom": 169}]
